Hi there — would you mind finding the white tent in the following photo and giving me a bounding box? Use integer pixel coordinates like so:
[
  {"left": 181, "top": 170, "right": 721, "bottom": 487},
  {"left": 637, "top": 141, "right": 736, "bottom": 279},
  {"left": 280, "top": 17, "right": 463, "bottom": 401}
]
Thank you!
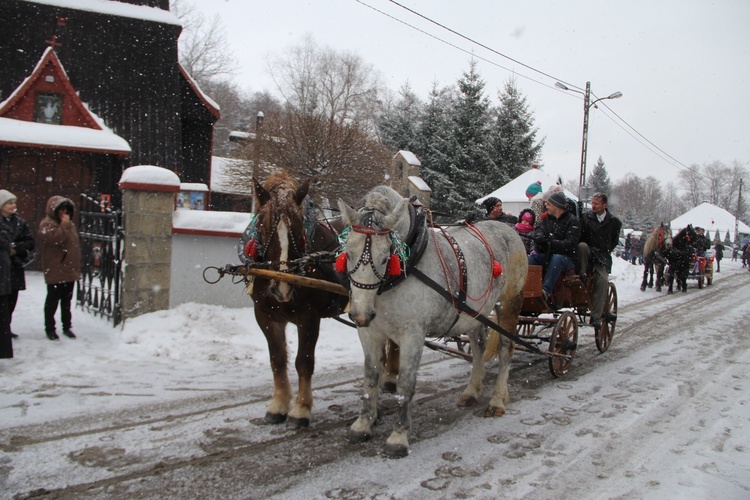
[
  {"left": 476, "top": 166, "right": 578, "bottom": 217},
  {"left": 670, "top": 201, "right": 750, "bottom": 244}
]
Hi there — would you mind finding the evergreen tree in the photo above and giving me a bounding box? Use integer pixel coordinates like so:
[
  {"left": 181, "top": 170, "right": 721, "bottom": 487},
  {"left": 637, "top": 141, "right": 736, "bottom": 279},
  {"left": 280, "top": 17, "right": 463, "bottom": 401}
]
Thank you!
[
  {"left": 415, "top": 84, "right": 462, "bottom": 216},
  {"left": 449, "top": 61, "right": 497, "bottom": 213},
  {"left": 588, "top": 156, "right": 613, "bottom": 195},
  {"left": 377, "top": 82, "right": 422, "bottom": 152},
  {"left": 491, "top": 77, "right": 544, "bottom": 185}
]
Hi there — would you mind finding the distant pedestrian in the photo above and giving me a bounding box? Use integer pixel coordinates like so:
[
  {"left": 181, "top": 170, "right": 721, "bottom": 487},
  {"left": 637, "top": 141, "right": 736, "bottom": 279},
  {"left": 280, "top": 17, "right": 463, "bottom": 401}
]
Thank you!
[
  {"left": 38, "top": 196, "right": 81, "bottom": 341},
  {"left": 713, "top": 242, "right": 724, "bottom": 272},
  {"left": 0, "top": 190, "right": 35, "bottom": 338}
]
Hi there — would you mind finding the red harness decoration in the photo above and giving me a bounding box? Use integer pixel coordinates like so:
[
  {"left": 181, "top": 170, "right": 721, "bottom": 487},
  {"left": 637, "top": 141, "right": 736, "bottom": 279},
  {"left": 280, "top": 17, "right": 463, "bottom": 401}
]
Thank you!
[{"left": 492, "top": 261, "right": 503, "bottom": 277}]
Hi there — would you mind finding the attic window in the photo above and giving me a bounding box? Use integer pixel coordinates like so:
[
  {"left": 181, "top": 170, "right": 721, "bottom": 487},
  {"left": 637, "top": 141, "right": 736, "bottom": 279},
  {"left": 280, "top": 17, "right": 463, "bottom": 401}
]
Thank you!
[{"left": 35, "top": 92, "right": 62, "bottom": 124}]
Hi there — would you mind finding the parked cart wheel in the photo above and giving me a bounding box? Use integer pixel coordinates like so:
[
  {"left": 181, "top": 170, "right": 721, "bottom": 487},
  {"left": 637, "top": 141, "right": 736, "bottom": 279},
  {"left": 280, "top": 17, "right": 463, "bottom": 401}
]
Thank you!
[
  {"left": 548, "top": 311, "right": 578, "bottom": 378},
  {"left": 596, "top": 283, "right": 618, "bottom": 353}
]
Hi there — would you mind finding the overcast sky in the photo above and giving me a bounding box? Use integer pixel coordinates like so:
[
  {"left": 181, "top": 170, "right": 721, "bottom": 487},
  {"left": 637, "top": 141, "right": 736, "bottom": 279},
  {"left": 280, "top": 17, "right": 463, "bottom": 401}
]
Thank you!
[{"left": 187, "top": 0, "right": 750, "bottom": 189}]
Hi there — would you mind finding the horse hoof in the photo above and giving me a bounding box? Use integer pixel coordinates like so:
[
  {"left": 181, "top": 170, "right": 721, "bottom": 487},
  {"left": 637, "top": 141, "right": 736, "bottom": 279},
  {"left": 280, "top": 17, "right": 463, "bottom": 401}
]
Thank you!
[
  {"left": 457, "top": 394, "right": 478, "bottom": 407},
  {"left": 348, "top": 429, "right": 372, "bottom": 444},
  {"left": 382, "top": 381, "right": 397, "bottom": 394},
  {"left": 264, "top": 412, "right": 288, "bottom": 424},
  {"left": 656, "top": 287, "right": 661, "bottom": 292},
  {"left": 484, "top": 405, "right": 506, "bottom": 418},
  {"left": 384, "top": 443, "right": 409, "bottom": 458},
  {"left": 640, "top": 286, "right": 646, "bottom": 292},
  {"left": 287, "top": 416, "right": 310, "bottom": 429}
]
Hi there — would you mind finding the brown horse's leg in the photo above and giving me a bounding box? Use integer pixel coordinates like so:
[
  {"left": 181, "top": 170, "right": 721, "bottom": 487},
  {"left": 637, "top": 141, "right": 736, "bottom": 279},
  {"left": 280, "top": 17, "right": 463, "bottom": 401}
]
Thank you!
[
  {"left": 382, "top": 339, "right": 400, "bottom": 393},
  {"left": 288, "top": 316, "right": 321, "bottom": 428},
  {"left": 256, "top": 310, "right": 291, "bottom": 424}
]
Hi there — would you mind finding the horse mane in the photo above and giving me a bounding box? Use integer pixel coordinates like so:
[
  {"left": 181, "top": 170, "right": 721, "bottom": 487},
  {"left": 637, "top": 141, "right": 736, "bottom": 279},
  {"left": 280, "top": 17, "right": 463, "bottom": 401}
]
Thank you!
[
  {"left": 672, "top": 225, "right": 695, "bottom": 248},
  {"left": 643, "top": 224, "right": 672, "bottom": 257},
  {"left": 357, "top": 186, "right": 404, "bottom": 228}
]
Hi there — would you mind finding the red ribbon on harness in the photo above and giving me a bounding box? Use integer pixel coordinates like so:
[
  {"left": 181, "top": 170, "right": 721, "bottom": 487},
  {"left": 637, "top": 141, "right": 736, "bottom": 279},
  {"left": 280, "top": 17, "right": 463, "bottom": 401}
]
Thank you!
[
  {"left": 244, "top": 239, "right": 260, "bottom": 260},
  {"left": 387, "top": 254, "right": 402, "bottom": 276},
  {"left": 335, "top": 252, "right": 347, "bottom": 273},
  {"left": 492, "top": 261, "right": 502, "bottom": 277}
]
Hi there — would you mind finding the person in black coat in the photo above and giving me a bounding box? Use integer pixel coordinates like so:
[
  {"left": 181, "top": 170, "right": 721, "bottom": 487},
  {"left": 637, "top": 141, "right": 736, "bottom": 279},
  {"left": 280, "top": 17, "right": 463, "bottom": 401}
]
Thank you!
[
  {"left": 0, "top": 190, "right": 35, "bottom": 338},
  {"left": 528, "top": 191, "right": 581, "bottom": 306},
  {"left": 482, "top": 197, "right": 518, "bottom": 225},
  {"left": 713, "top": 241, "right": 725, "bottom": 272},
  {"left": 0, "top": 192, "right": 13, "bottom": 359},
  {"left": 576, "top": 193, "right": 622, "bottom": 331}
]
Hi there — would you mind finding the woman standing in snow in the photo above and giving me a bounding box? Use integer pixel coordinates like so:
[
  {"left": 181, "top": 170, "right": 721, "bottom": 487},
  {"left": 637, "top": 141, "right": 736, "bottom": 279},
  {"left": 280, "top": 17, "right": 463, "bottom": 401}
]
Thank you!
[
  {"left": 0, "top": 190, "right": 35, "bottom": 338},
  {"left": 0, "top": 200, "right": 13, "bottom": 358},
  {"left": 38, "top": 196, "right": 81, "bottom": 341}
]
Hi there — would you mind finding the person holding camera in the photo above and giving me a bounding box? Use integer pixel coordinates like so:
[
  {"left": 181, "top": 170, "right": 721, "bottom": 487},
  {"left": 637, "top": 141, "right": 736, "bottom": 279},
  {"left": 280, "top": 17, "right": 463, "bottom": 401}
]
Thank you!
[{"left": 38, "top": 196, "right": 81, "bottom": 341}]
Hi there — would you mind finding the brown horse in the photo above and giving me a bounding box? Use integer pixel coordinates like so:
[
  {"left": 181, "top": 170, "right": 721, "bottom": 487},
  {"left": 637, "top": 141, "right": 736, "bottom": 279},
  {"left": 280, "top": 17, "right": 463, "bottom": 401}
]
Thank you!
[
  {"left": 640, "top": 223, "right": 672, "bottom": 292},
  {"left": 247, "top": 171, "right": 349, "bottom": 428}
]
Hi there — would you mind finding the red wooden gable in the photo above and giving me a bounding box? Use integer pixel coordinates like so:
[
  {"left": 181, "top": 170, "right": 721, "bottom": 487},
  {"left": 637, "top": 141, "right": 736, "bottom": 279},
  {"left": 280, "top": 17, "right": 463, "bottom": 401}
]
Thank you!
[{"left": 0, "top": 47, "right": 101, "bottom": 130}]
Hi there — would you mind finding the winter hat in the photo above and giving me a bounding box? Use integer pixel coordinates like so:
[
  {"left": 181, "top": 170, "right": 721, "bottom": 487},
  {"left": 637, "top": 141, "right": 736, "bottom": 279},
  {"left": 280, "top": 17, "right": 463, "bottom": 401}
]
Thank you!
[
  {"left": 482, "top": 197, "right": 500, "bottom": 214},
  {"left": 547, "top": 191, "right": 568, "bottom": 209},
  {"left": 0, "top": 189, "right": 16, "bottom": 209},
  {"left": 521, "top": 210, "right": 534, "bottom": 223},
  {"left": 525, "top": 181, "right": 542, "bottom": 199},
  {"left": 542, "top": 184, "right": 563, "bottom": 201}
]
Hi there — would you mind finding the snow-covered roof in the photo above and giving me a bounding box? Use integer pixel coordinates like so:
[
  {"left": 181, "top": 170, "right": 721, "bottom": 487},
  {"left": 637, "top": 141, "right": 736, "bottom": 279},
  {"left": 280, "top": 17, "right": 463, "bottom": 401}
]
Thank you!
[
  {"left": 396, "top": 150, "right": 421, "bottom": 166},
  {"left": 22, "top": 0, "right": 181, "bottom": 25},
  {"left": 671, "top": 201, "right": 750, "bottom": 243},
  {"left": 180, "top": 183, "right": 209, "bottom": 192},
  {"left": 0, "top": 116, "right": 130, "bottom": 154},
  {"left": 178, "top": 64, "right": 220, "bottom": 118},
  {"left": 476, "top": 167, "right": 578, "bottom": 205},
  {"left": 408, "top": 175, "right": 431, "bottom": 192}
]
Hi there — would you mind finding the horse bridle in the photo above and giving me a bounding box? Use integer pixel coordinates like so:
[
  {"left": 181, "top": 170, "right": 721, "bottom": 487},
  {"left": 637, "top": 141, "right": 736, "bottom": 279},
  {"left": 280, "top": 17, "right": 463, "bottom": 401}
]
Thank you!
[{"left": 346, "top": 225, "right": 393, "bottom": 290}]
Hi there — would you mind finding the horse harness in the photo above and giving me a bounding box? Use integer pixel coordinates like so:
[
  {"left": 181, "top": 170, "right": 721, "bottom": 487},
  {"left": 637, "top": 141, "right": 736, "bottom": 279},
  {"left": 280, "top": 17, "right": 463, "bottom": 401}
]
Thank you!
[{"left": 343, "top": 205, "right": 545, "bottom": 355}]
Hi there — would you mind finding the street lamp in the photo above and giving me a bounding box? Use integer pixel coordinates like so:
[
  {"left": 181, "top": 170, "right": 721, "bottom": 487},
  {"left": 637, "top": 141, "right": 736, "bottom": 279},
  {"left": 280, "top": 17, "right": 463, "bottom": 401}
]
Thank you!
[{"left": 556, "top": 81, "right": 622, "bottom": 199}]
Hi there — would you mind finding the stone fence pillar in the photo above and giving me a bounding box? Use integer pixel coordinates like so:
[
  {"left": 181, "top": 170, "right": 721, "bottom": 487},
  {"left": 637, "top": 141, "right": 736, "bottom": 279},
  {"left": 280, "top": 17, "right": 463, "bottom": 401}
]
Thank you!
[{"left": 118, "top": 166, "right": 180, "bottom": 321}]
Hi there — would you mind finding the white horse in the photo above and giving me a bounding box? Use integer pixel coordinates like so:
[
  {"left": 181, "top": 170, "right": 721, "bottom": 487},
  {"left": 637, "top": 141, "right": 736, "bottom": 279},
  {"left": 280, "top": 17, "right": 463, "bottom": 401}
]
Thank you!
[{"left": 338, "top": 187, "right": 528, "bottom": 457}]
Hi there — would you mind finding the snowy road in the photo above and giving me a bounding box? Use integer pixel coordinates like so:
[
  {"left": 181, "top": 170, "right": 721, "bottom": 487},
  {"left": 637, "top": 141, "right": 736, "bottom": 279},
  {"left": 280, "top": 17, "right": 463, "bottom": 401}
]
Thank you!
[{"left": 1, "top": 265, "right": 749, "bottom": 498}]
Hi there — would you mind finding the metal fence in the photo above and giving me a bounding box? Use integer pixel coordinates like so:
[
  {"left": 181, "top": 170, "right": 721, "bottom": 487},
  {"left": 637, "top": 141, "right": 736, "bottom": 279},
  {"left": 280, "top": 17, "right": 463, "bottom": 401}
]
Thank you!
[{"left": 77, "top": 194, "right": 123, "bottom": 326}]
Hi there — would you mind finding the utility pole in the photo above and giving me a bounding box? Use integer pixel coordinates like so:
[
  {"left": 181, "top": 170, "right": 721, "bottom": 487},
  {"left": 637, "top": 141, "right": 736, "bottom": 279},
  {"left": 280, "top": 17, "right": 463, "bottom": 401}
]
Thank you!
[
  {"left": 251, "top": 111, "right": 264, "bottom": 213},
  {"left": 735, "top": 178, "right": 742, "bottom": 245}
]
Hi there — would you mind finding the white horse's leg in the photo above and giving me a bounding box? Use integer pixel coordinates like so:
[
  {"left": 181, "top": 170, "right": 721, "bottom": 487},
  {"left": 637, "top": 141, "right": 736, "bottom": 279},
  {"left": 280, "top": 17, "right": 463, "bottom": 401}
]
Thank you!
[
  {"left": 458, "top": 329, "right": 486, "bottom": 407},
  {"left": 385, "top": 332, "right": 424, "bottom": 458},
  {"left": 349, "top": 328, "right": 383, "bottom": 443},
  {"left": 487, "top": 332, "right": 513, "bottom": 417}
]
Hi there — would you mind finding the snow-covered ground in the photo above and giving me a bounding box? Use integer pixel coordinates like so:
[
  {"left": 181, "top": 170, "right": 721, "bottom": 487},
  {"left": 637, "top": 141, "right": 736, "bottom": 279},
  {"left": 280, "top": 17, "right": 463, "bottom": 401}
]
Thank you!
[{"left": 1, "top": 256, "right": 749, "bottom": 498}]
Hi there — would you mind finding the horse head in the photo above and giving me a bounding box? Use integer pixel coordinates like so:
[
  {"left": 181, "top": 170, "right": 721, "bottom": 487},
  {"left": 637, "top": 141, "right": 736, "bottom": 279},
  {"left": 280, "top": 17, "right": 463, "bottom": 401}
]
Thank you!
[
  {"left": 659, "top": 222, "right": 673, "bottom": 250},
  {"left": 252, "top": 171, "right": 311, "bottom": 303},
  {"left": 338, "top": 187, "right": 410, "bottom": 327}
]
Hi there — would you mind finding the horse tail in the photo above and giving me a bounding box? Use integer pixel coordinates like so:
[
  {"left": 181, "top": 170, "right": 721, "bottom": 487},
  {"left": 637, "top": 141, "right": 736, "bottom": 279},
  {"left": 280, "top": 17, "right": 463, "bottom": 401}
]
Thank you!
[{"left": 484, "top": 329, "right": 500, "bottom": 362}]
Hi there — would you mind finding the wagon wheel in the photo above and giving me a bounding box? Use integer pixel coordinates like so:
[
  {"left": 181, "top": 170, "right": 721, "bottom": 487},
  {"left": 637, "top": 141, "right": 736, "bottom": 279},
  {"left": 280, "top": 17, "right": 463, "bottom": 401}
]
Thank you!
[
  {"left": 596, "top": 283, "right": 618, "bottom": 353},
  {"left": 548, "top": 311, "right": 578, "bottom": 378}
]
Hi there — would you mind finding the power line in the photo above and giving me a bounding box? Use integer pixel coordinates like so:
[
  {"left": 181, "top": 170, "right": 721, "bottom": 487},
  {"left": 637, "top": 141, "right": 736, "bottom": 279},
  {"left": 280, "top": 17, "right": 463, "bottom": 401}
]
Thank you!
[{"left": 355, "top": 0, "right": 707, "bottom": 181}]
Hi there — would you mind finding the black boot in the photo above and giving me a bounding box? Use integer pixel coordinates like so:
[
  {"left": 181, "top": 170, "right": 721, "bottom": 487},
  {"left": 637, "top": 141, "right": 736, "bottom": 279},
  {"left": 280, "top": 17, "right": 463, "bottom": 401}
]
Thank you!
[
  {"left": 47, "top": 331, "right": 60, "bottom": 341},
  {"left": 62, "top": 329, "right": 76, "bottom": 339}
]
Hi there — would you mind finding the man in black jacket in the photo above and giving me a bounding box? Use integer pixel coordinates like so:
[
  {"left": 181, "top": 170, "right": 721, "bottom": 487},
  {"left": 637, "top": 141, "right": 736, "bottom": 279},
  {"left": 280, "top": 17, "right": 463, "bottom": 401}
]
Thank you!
[
  {"left": 528, "top": 191, "right": 581, "bottom": 306},
  {"left": 577, "top": 192, "right": 622, "bottom": 331}
]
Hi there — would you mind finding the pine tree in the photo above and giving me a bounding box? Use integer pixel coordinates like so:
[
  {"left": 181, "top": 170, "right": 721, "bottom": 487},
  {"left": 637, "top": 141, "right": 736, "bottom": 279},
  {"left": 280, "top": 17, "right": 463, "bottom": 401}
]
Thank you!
[
  {"left": 588, "top": 156, "right": 613, "bottom": 195},
  {"left": 490, "top": 77, "right": 544, "bottom": 186},
  {"left": 449, "top": 61, "right": 497, "bottom": 213},
  {"left": 415, "top": 84, "right": 462, "bottom": 217},
  {"left": 377, "top": 82, "right": 422, "bottom": 152}
]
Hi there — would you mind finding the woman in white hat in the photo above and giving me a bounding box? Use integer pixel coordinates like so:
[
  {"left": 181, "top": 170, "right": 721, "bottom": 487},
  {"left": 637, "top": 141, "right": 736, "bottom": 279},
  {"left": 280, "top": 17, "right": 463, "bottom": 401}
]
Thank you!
[{"left": 0, "top": 190, "right": 35, "bottom": 339}]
